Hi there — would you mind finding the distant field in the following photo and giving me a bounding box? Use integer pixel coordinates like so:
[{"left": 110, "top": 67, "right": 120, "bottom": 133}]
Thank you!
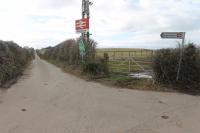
[{"left": 96, "top": 48, "right": 154, "bottom": 73}]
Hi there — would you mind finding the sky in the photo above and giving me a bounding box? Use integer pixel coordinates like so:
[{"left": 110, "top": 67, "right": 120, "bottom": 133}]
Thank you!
[{"left": 0, "top": 0, "right": 200, "bottom": 49}]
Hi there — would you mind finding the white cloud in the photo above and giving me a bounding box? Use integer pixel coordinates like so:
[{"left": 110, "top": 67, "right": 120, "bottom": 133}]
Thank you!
[
  {"left": 91, "top": 0, "right": 200, "bottom": 48},
  {"left": 0, "top": 0, "right": 199, "bottom": 49}
]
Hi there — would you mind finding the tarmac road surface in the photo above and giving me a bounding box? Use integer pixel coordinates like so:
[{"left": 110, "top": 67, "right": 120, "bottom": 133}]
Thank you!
[{"left": 0, "top": 55, "right": 200, "bottom": 133}]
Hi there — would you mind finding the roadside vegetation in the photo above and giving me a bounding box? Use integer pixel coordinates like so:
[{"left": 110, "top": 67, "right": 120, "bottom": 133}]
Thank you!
[
  {"left": 153, "top": 43, "right": 200, "bottom": 93},
  {"left": 37, "top": 38, "right": 109, "bottom": 76},
  {"left": 0, "top": 40, "right": 35, "bottom": 88}
]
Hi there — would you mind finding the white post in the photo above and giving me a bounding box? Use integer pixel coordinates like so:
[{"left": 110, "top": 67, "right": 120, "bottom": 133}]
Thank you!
[{"left": 176, "top": 33, "right": 185, "bottom": 81}]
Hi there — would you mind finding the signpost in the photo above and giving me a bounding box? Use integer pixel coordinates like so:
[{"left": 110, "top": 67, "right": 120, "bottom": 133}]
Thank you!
[
  {"left": 160, "top": 32, "right": 186, "bottom": 81},
  {"left": 76, "top": 0, "right": 92, "bottom": 61}
]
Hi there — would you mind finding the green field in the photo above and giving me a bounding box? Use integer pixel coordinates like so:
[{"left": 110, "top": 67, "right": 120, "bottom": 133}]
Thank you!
[{"left": 96, "top": 48, "right": 154, "bottom": 73}]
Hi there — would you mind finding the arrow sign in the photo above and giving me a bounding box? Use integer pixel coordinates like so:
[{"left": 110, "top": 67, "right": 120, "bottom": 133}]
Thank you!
[{"left": 160, "top": 32, "right": 185, "bottom": 39}]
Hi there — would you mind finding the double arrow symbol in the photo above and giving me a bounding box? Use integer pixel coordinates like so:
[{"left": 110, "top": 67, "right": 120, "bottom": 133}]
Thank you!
[{"left": 76, "top": 21, "right": 86, "bottom": 29}]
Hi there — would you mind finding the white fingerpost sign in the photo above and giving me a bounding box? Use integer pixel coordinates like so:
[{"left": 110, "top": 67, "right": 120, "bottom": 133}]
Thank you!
[{"left": 160, "top": 32, "right": 186, "bottom": 81}]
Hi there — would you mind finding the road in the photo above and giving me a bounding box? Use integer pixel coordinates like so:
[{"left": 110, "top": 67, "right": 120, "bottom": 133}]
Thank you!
[{"left": 0, "top": 55, "right": 200, "bottom": 133}]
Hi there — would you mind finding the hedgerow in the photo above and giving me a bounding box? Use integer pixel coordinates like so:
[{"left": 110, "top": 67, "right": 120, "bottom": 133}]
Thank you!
[
  {"left": 0, "top": 40, "right": 35, "bottom": 87},
  {"left": 153, "top": 43, "right": 200, "bottom": 89},
  {"left": 38, "top": 38, "right": 109, "bottom": 76}
]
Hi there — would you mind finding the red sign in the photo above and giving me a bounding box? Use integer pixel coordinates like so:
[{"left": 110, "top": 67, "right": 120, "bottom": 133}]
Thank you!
[{"left": 75, "top": 18, "right": 89, "bottom": 33}]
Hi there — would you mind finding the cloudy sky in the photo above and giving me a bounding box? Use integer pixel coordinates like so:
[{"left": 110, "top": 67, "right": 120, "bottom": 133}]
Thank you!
[{"left": 0, "top": 0, "right": 200, "bottom": 49}]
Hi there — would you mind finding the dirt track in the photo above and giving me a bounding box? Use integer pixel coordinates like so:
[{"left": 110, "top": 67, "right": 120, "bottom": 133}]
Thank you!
[{"left": 0, "top": 55, "right": 200, "bottom": 133}]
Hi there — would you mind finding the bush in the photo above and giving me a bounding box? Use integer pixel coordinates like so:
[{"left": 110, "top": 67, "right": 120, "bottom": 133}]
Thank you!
[
  {"left": 83, "top": 58, "right": 109, "bottom": 75},
  {"left": 0, "top": 40, "right": 34, "bottom": 86},
  {"left": 39, "top": 38, "right": 96, "bottom": 64},
  {"left": 153, "top": 43, "right": 200, "bottom": 89}
]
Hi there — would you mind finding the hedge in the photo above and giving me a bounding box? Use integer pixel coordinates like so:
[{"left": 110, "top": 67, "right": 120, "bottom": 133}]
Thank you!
[
  {"left": 0, "top": 40, "right": 35, "bottom": 87},
  {"left": 153, "top": 43, "right": 200, "bottom": 89}
]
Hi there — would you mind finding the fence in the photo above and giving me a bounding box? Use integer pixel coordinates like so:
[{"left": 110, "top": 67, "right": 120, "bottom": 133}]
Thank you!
[{"left": 96, "top": 50, "right": 154, "bottom": 73}]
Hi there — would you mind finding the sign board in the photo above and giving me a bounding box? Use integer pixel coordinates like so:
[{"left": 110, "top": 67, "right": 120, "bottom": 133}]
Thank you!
[
  {"left": 75, "top": 18, "right": 89, "bottom": 33},
  {"left": 79, "top": 40, "right": 85, "bottom": 55},
  {"left": 160, "top": 32, "right": 185, "bottom": 39}
]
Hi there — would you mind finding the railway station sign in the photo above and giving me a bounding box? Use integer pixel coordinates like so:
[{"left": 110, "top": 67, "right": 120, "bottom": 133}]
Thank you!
[{"left": 75, "top": 18, "right": 89, "bottom": 33}]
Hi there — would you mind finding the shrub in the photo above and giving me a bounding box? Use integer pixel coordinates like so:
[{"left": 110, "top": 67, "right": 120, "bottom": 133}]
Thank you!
[
  {"left": 83, "top": 58, "right": 109, "bottom": 76},
  {"left": 181, "top": 44, "right": 200, "bottom": 85},
  {"left": 0, "top": 40, "right": 34, "bottom": 87},
  {"left": 153, "top": 43, "right": 200, "bottom": 89}
]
